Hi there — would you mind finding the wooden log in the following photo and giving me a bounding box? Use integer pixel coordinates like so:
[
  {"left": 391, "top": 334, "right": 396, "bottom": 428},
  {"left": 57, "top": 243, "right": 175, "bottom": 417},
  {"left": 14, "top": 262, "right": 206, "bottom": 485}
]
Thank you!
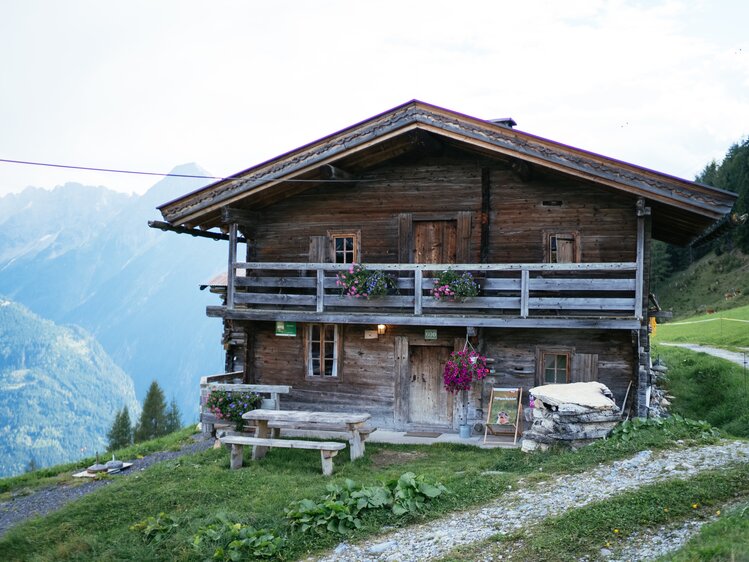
[{"left": 319, "top": 164, "right": 355, "bottom": 181}]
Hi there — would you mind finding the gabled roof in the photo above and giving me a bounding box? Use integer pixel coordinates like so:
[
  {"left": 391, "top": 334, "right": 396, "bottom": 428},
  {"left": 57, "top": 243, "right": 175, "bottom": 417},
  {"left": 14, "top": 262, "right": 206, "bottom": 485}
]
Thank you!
[{"left": 157, "top": 100, "right": 737, "bottom": 245}]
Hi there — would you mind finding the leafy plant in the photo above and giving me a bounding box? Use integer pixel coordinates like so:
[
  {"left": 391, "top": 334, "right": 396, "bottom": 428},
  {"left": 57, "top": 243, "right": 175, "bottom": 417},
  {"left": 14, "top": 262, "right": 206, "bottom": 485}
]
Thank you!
[
  {"left": 285, "top": 474, "right": 446, "bottom": 535},
  {"left": 443, "top": 349, "right": 490, "bottom": 393},
  {"left": 205, "top": 390, "right": 261, "bottom": 431},
  {"left": 284, "top": 497, "right": 362, "bottom": 535},
  {"left": 193, "top": 513, "right": 284, "bottom": 560},
  {"left": 432, "top": 269, "right": 480, "bottom": 301},
  {"left": 129, "top": 512, "right": 181, "bottom": 544},
  {"left": 388, "top": 472, "right": 447, "bottom": 516},
  {"left": 610, "top": 414, "right": 720, "bottom": 443},
  {"left": 336, "top": 264, "right": 396, "bottom": 298}
]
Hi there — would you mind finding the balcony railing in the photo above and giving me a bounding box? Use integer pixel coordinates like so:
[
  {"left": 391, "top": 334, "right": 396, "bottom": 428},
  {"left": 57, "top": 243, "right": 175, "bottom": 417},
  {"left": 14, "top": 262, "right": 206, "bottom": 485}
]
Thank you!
[{"left": 209, "top": 262, "right": 643, "bottom": 329}]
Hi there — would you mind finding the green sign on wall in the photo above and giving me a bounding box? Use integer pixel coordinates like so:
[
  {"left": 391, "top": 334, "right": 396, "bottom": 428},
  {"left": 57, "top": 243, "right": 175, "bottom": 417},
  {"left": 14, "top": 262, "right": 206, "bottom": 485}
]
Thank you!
[{"left": 275, "top": 321, "right": 297, "bottom": 337}]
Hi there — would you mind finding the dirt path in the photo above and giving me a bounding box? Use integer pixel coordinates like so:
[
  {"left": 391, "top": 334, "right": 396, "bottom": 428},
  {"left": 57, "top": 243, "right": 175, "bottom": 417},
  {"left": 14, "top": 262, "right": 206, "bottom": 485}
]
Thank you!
[
  {"left": 315, "top": 441, "right": 749, "bottom": 562},
  {"left": 0, "top": 434, "right": 213, "bottom": 538},
  {"left": 658, "top": 342, "right": 749, "bottom": 368}
]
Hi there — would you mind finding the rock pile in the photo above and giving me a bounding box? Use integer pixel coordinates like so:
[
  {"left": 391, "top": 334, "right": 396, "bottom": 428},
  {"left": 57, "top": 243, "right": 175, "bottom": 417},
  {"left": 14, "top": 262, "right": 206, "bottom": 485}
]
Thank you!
[
  {"left": 648, "top": 358, "right": 674, "bottom": 418},
  {"left": 521, "top": 382, "right": 622, "bottom": 452}
]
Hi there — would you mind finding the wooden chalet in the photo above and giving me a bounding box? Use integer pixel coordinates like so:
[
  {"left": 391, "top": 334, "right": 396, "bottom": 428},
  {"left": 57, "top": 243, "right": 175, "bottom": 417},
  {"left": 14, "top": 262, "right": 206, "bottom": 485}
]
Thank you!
[{"left": 152, "top": 100, "right": 737, "bottom": 433}]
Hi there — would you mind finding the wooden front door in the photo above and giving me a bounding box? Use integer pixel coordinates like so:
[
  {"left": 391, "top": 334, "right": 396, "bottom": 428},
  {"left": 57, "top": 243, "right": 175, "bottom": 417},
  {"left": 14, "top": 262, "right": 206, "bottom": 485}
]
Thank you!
[
  {"left": 408, "top": 346, "right": 452, "bottom": 427},
  {"left": 414, "top": 220, "right": 457, "bottom": 264}
]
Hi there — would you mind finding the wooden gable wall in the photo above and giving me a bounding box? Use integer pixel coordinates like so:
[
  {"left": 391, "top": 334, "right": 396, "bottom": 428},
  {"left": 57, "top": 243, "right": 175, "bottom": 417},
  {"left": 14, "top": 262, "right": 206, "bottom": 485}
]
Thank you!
[{"left": 243, "top": 150, "right": 639, "bottom": 266}]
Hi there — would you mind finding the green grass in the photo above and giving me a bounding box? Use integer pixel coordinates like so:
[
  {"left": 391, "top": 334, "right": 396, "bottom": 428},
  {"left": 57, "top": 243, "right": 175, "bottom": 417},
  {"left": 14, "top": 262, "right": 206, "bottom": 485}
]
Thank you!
[
  {"left": 653, "top": 346, "right": 749, "bottom": 438},
  {"left": 442, "top": 466, "right": 749, "bottom": 562},
  {"left": 0, "top": 421, "right": 720, "bottom": 562},
  {"left": 0, "top": 426, "right": 198, "bottom": 499},
  {"left": 654, "top": 303, "right": 749, "bottom": 350},
  {"left": 655, "top": 250, "right": 749, "bottom": 318},
  {"left": 661, "top": 500, "right": 749, "bottom": 561}
]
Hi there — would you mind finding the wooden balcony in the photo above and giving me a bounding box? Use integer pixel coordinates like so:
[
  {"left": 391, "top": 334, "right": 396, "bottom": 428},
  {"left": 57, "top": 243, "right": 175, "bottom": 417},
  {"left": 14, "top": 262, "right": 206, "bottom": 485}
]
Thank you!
[{"left": 206, "top": 262, "right": 643, "bottom": 330}]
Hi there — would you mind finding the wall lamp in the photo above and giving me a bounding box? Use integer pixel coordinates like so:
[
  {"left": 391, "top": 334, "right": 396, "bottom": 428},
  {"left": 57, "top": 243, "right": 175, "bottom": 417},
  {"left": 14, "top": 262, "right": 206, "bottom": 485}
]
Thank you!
[{"left": 377, "top": 324, "right": 387, "bottom": 335}]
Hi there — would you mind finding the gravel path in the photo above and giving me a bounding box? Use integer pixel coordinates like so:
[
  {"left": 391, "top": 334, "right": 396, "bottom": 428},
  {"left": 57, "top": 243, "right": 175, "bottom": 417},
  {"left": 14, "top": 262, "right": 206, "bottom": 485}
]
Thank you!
[
  {"left": 659, "top": 342, "right": 749, "bottom": 368},
  {"left": 315, "top": 441, "right": 749, "bottom": 562},
  {"left": 0, "top": 434, "right": 214, "bottom": 538}
]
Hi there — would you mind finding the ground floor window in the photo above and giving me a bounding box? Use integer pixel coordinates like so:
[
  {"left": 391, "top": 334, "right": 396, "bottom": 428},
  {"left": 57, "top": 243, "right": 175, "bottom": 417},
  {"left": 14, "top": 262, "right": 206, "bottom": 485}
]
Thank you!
[
  {"left": 536, "top": 348, "right": 572, "bottom": 385},
  {"left": 306, "top": 324, "right": 340, "bottom": 379}
]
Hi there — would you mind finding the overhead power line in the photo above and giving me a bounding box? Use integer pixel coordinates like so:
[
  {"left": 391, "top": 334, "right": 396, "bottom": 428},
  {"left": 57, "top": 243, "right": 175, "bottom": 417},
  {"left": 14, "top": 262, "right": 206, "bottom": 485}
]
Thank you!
[{"left": 0, "top": 158, "right": 354, "bottom": 183}]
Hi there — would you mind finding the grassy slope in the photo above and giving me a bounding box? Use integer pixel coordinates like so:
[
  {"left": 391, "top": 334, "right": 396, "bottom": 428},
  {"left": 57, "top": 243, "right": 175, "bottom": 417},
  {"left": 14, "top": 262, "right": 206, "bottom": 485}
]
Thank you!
[
  {"left": 653, "top": 303, "right": 749, "bottom": 349},
  {"left": 0, "top": 423, "right": 721, "bottom": 562},
  {"left": 654, "top": 250, "right": 749, "bottom": 318}
]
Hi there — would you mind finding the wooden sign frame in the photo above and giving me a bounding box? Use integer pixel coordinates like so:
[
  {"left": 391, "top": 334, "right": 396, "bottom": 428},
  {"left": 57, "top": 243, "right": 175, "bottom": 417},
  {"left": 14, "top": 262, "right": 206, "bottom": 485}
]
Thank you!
[{"left": 484, "top": 387, "right": 523, "bottom": 445}]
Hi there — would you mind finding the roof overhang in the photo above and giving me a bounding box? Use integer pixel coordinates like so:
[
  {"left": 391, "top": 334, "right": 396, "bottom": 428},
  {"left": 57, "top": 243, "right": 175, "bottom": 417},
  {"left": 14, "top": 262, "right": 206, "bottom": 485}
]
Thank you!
[{"left": 157, "top": 100, "right": 737, "bottom": 245}]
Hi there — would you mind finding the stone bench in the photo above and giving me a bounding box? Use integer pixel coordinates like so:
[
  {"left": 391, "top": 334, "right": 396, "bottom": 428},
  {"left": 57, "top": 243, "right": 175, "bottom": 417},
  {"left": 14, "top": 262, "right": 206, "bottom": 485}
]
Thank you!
[{"left": 219, "top": 435, "right": 346, "bottom": 476}]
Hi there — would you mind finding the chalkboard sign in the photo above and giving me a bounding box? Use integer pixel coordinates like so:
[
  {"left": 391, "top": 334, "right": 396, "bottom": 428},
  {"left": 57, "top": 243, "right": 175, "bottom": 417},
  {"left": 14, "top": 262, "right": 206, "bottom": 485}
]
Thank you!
[{"left": 484, "top": 387, "right": 523, "bottom": 445}]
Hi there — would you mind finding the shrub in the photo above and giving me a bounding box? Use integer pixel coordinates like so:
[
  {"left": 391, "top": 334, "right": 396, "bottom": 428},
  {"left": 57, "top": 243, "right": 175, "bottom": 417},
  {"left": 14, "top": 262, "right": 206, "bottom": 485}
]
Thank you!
[
  {"left": 192, "top": 514, "right": 284, "bottom": 560},
  {"left": 205, "top": 390, "right": 262, "bottom": 431}
]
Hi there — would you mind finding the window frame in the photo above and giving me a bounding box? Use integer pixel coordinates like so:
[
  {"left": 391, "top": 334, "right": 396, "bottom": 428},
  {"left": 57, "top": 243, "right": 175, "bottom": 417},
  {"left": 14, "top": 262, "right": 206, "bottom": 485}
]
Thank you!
[
  {"left": 535, "top": 347, "right": 573, "bottom": 386},
  {"left": 543, "top": 230, "right": 581, "bottom": 263},
  {"left": 304, "top": 323, "right": 342, "bottom": 381},
  {"left": 328, "top": 230, "right": 360, "bottom": 264}
]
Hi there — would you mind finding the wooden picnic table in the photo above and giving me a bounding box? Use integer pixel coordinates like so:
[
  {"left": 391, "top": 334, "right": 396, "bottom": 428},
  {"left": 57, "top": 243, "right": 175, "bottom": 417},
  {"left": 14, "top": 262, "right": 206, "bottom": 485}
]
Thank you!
[{"left": 242, "top": 409, "right": 371, "bottom": 461}]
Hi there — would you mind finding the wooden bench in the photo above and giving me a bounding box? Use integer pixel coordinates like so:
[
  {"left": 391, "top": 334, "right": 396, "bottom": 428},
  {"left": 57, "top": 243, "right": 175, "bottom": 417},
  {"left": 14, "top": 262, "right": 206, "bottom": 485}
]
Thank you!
[
  {"left": 265, "top": 422, "right": 376, "bottom": 457},
  {"left": 219, "top": 435, "right": 346, "bottom": 476}
]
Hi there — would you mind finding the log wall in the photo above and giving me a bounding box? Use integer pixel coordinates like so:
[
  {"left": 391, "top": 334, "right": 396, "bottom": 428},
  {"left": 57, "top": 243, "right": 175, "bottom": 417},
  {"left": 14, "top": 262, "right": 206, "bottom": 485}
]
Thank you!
[{"left": 246, "top": 153, "right": 638, "bottom": 266}]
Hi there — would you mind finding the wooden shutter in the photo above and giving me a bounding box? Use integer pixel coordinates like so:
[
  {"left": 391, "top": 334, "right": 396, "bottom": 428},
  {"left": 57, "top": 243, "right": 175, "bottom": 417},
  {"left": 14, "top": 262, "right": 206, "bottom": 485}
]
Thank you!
[
  {"left": 308, "top": 236, "right": 330, "bottom": 263},
  {"left": 456, "top": 211, "right": 472, "bottom": 263},
  {"left": 571, "top": 353, "right": 599, "bottom": 382},
  {"left": 398, "top": 213, "right": 413, "bottom": 263}
]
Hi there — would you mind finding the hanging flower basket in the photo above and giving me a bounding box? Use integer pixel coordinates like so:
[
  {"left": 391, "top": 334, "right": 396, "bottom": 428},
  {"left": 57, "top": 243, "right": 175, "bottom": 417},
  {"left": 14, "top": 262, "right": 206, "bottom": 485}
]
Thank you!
[
  {"left": 443, "top": 349, "right": 489, "bottom": 393},
  {"left": 336, "top": 264, "right": 395, "bottom": 299},
  {"left": 432, "top": 270, "right": 480, "bottom": 301}
]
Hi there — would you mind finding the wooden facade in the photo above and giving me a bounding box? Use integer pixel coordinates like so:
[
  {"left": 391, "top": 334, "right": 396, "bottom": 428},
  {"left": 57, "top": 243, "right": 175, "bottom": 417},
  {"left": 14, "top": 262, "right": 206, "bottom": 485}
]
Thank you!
[{"left": 154, "top": 101, "right": 737, "bottom": 431}]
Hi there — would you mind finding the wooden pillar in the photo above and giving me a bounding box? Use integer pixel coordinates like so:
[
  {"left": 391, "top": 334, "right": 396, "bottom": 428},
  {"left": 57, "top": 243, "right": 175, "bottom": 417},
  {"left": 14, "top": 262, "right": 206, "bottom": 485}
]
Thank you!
[
  {"left": 227, "top": 223, "right": 238, "bottom": 309},
  {"left": 480, "top": 168, "right": 491, "bottom": 264}
]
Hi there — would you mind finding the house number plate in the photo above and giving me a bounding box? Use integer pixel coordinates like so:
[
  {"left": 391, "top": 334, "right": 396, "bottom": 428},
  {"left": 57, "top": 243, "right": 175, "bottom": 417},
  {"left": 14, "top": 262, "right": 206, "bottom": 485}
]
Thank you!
[{"left": 424, "top": 329, "right": 437, "bottom": 340}]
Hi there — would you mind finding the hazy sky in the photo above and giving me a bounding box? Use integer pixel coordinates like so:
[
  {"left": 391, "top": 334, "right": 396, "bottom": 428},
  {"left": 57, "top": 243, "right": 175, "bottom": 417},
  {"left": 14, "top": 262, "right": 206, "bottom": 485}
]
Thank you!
[{"left": 1, "top": 1, "right": 748, "bottom": 197}]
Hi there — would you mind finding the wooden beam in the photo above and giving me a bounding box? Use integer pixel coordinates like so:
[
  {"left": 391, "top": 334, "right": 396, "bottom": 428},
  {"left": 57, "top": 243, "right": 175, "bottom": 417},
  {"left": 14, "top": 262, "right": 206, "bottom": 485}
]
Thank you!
[
  {"left": 207, "top": 306, "right": 642, "bottom": 330},
  {"left": 234, "top": 261, "right": 639, "bottom": 272},
  {"left": 480, "top": 168, "right": 491, "bottom": 264},
  {"left": 227, "top": 223, "right": 237, "bottom": 309},
  {"left": 635, "top": 199, "right": 646, "bottom": 321},
  {"left": 318, "top": 164, "right": 355, "bottom": 181},
  {"left": 147, "top": 220, "right": 246, "bottom": 242},
  {"left": 221, "top": 207, "right": 260, "bottom": 225}
]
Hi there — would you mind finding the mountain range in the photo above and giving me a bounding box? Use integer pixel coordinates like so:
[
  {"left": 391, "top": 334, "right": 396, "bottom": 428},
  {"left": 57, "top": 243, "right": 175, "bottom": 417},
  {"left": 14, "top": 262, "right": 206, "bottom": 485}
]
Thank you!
[
  {"left": 0, "top": 299, "right": 141, "bottom": 477},
  {"left": 0, "top": 164, "right": 226, "bottom": 428}
]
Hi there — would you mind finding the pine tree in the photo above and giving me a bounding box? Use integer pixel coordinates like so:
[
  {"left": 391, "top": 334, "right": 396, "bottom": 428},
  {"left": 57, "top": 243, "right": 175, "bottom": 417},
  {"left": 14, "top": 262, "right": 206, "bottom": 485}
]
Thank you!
[
  {"left": 107, "top": 406, "right": 133, "bottom": 450},
  {"left": 134, "top": 381, "right": 168, "bottom": 442},
  {"left": 165, "top": 397, "right": 182, "bottom": 433}
]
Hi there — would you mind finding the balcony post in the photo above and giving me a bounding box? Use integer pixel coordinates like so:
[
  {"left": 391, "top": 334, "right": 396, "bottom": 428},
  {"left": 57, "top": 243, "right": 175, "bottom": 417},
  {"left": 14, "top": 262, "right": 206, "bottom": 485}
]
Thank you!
[
  {"left": 520, "top": 269, "right": 529, "bottom": 318},
  {"left": 316, "top": 268, "right": 325, "bottom": 313},
  {"left": 635, "top": 199, "right": 650, "bottom": 321},
  {"left": 414, "top": 269, "right": 423, "bottom": 315},
  {"left": 226, "top": 223, "right": 237, "bottom": 309}
]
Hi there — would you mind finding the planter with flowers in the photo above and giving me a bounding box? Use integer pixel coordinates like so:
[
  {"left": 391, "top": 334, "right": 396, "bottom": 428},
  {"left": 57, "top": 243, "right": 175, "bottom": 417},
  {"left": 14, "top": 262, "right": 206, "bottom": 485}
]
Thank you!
[
  {"left": 336, "top": 264, "right": 396, "bottom": 299},
  {"left": 432, "top": 270, "right": 480, "bottom": 301},
  {"left": 443, "top": 347, "right": 490, "bottom": 438},
  {"left": 205, "top": 389, "right": 262, "bottom": 431}
]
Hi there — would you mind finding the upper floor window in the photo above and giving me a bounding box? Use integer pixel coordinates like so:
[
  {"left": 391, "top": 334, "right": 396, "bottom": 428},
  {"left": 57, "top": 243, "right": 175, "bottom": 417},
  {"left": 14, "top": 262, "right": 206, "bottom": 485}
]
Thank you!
[
  {"left": 306, "top": 324, "right": 340, "bottom": 378},
  {"left": 544, "top": 231, "right": 580, "bottom": 263},
  {"left": 329, "top": 232, "right": 359, "bottom": 264}
]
